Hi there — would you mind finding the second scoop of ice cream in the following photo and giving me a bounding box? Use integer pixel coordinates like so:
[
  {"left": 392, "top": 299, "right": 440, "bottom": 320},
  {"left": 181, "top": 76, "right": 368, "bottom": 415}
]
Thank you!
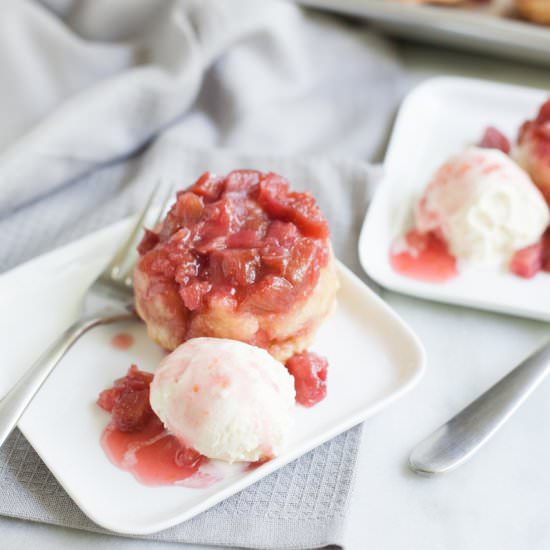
[
  {"left": 149, "top": 337, "right": 295, "bottom": 463},
  {"left": 415, "top": 147, "right": 550, "bottom": 268}
]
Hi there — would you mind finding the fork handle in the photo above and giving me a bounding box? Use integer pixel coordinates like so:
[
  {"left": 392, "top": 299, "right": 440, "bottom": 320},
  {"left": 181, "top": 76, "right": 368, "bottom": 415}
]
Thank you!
[
  {"left": 0, "top": 311, "right": 134, "bottom": 449},
  {"left": 409, "top": 341, "right": 550, "bottom": 475}
]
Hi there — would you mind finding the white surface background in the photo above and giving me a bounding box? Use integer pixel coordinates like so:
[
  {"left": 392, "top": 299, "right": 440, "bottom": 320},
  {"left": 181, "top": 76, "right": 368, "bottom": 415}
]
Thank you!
[{"left": 2, "top": 41, "right": 550, "bottom": 550}]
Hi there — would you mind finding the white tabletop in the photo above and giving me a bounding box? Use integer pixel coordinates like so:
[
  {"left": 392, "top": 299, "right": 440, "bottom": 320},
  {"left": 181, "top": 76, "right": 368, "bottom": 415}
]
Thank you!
[{"left": 3, "top": 42, "right": 550, "bottom": 550}]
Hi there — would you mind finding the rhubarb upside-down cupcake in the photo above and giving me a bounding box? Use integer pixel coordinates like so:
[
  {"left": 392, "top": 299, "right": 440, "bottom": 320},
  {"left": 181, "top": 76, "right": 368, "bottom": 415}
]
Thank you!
[
  {"left": 134, "top": 170, "right": 339, "bottom": 362},
  {"left": 515, "top": 0, "right": 550, "bottom": 25}
]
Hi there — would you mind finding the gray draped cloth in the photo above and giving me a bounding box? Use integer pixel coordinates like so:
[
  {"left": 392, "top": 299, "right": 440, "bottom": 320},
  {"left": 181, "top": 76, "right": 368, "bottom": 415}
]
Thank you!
[{"left": 0, "top": 0, "right": 405, "bottom": 547}]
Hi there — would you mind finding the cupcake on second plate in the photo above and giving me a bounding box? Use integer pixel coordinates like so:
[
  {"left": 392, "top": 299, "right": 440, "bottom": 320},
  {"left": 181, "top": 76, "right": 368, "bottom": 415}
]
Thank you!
[{"left": 515, "top": 0, "right": 550, "bottom": 24}]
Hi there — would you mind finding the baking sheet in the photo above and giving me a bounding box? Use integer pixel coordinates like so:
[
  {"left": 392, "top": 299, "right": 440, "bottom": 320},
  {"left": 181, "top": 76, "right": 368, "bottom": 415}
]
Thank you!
[{"left": 298, "top": 0, "right": 550, "bottom": 67}]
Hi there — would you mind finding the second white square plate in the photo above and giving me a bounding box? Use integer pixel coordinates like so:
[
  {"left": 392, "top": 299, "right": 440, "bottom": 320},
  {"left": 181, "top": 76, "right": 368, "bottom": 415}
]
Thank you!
[{"left": 360, "top": 76, "right": 550, "bottom": 321}]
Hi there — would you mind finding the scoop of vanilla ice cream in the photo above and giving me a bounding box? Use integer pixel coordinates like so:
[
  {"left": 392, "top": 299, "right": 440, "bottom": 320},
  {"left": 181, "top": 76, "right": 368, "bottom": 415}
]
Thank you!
[
  {"left": 149, "top": 337, "right": 295, "bottom": 463},
  {"left": 415, "top": 147, "right": 550, "bottom": 267}
]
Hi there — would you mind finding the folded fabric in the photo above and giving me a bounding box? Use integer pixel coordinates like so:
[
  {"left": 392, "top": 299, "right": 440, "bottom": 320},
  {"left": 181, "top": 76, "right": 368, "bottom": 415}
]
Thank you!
[{"left": 0, "top": 0, "right": 405, "bottom": 547}]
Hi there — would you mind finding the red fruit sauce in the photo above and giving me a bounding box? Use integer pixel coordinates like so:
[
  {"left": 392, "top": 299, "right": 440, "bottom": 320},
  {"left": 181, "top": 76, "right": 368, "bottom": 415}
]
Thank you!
[
  {"left": 286, "top": 351, "right": 328, "bottom": 407},
  {"left": 479, "top": 126, "right": 510, "bottom": 154},
  {"left": 136, "top": 171, "right": 330, "bottom": 317},
  {"left": 110, "top": 333, "right": 134, "bottom": 350},
  {"left": 390, "top": 229, "right": 458, "bottom": 283},
  {"left": 97, "top": 366, "right": 209, "bottom": 486}
]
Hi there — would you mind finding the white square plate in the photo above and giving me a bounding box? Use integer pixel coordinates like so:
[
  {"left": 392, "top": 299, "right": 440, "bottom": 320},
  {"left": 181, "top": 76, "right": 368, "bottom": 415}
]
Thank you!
[
  {"left": 360, "top": 76, "right": 550, "bottom": 321},
  {"left": 2, "top": 218, "right": 425, "bottom": 535}
]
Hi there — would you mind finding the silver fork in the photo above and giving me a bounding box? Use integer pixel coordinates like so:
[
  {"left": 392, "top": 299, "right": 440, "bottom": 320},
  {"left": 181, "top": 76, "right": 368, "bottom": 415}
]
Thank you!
[{"left": 0, "top": 181, "right": 174, "bottom": 449}]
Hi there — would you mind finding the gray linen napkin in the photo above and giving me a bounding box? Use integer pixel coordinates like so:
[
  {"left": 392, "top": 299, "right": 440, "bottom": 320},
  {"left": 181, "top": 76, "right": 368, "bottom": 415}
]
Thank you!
[
  {"left": 0, "top": 0, "right": 404, "bottom": 547},
  {"left": 0, "top": 142, "right": 379, "bottom": 549}
]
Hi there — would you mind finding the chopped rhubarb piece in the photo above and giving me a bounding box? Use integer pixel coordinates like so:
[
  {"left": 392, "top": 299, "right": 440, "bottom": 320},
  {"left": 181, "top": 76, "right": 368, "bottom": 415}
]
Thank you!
[
  {"left": 209, "top": 249, "right": 261, "bottom": 287},
  {"left": 137, "top": 228, "right": 160, "bottom": 255},
  {"left": 266, "top": 221, "right": 299, "bottom": 247},
  {"left": 225, "top": 170, "right": 261, "bottom": 194},
  {"left": 97, "top": 388, "right": 117, "bottom": 413},
  {"left": 479, "top": 126, "right": 511, "bottom": 154},
  {"left": 536, "top": 100, "right": 550, "bottom": 124},
  {"left": 286, "top": 238, "right": 323, "bottom": 288},
  {"left": 510, "top": 242, "right": 543, "bottom": 278},
  {"left": 257, "top": 173, "right": 291, "bottom": 218},
  {"left": 258, "top": 177, "right": 328, "bottom": 238},
  {"left": 286, "top": 351, "right": 328, "bottom": 407},
  {"left": 179, "top": 281, "right": 212, "bottom": 311},
  {"left": 98, "top": 367, "right": 210, "bottom": 487},
  {"left": 517, "top": 100, "right": 550, "bottom": 205},
  {"left": 144, "top": 247, "right": 177, "bottom": 278},
  {"left": 199, "top": 199, "right": 240, "bottom": 243},
  {"left": 286, "top": 193, "right": 329, "bottom": 239},
  {"left": 97, "top": 365, "right": 155, "bottom": 431},
  {"left": 174, "top": 252, "right": 201, "bottom": 286},
  {"left": 111, "top": 389, "right": 153, "bottom": 432},
  {"left": 190, "top": 172, "right": 224, "bottom": 202},
  {"left": 174, "top": 192, "right": 204, "bottom": 224},
  {"left": 98, "top": 365, "right": 153, "bottom": 408},
  {"left": 260, "top": 238, "right": 289, "bottom": 273},
  {"left": 226, "top": 229, "right": 263, "bottom": 249},
  {"left": 241, "top": 275, "right": 294, "bottom": 314},
  {"left": 247, "top": 456, "right": 272, "bottom": 470}
]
